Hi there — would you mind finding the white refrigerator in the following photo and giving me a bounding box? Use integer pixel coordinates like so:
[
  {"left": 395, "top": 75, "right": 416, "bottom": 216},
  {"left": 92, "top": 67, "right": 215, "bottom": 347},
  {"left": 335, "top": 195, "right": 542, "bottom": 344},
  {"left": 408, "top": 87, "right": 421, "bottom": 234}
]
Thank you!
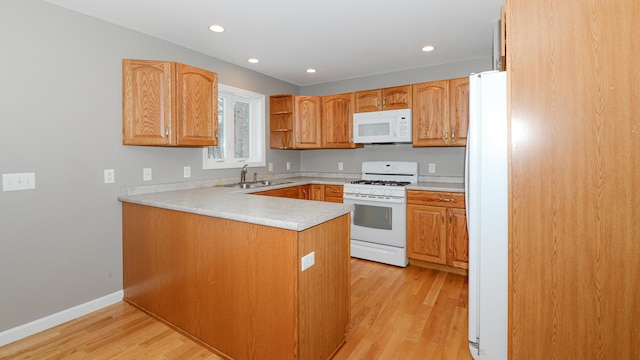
[{"left": 465, "top": 71, "right": 508, "bottom": 359}]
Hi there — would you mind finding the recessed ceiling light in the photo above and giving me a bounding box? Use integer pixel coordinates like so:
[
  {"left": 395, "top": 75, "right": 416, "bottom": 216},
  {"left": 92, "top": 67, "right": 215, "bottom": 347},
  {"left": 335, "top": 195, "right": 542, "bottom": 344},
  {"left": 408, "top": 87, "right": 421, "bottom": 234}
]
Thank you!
[
  {"left": 306, "top": 68, "right": 316, "bottom": 73},
  {"left": 248, "top": 58, "right": 259, "bottom": 64},
  {"left": 209, "top": 25, "right": 224, "bottom": 33},
  {"left": 421, "top": 45, "right": 436, "bottom": 52}
]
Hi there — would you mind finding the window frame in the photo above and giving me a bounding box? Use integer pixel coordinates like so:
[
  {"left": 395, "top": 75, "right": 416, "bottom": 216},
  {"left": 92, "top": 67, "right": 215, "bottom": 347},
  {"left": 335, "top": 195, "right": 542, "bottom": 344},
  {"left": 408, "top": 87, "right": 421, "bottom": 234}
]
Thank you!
[{"left": 202, "top": 84, "right": 266, "bottom": 170}]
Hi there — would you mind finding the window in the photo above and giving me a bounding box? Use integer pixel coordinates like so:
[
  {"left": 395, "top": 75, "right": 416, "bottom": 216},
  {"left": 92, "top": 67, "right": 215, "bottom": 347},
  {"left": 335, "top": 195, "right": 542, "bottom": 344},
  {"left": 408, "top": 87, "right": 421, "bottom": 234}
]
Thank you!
[{"left": 203, "top": 84, "right": 265, "bottom": 169}]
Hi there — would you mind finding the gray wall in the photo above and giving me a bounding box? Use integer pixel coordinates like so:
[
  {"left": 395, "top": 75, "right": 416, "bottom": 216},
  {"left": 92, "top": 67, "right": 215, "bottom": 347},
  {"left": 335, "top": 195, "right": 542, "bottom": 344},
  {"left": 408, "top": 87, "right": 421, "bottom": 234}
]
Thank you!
[
  {"left": 0, "top": 0, "right": 492, "bottom": 333},
  {"left": 0, "top": 0, "right": 299, "bottom": 332}
]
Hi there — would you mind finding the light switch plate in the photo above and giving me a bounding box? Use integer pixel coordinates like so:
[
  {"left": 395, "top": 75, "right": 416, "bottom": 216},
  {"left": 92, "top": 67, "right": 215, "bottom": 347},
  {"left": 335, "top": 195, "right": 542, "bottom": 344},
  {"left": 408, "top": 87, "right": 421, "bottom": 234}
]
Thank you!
[
  {"left": 338, "top": 162, "right": 344, "bottom": 171},
  {"left": 428, "top": 163, "right": 436, "bottom": 174},
  {"left": 183, "top": 166, "right": 191, "bottom": 178},
  {"left": 286, "top": 162, "right": 291, "bottom": 170},
  {"left": 2, "top": 172, "right": 36, "bottom": 191},
  {"left": 268, "top": 163, "right": 273, "bottom": 172}
]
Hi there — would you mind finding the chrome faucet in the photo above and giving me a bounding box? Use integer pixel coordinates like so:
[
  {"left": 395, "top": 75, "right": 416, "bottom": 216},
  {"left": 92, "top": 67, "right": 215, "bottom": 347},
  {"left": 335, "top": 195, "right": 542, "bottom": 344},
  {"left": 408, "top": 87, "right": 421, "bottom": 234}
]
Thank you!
[{"left": 240, "top": 164, "right": 248, "bottom": 184}]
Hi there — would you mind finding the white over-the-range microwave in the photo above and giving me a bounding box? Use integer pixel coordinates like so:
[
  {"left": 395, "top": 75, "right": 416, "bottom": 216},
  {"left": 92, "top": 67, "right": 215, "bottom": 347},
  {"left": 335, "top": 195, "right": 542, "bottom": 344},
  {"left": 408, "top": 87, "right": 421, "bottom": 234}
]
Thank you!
[{"left": 352, "top": 109, "right": 412, "bottom": 144}]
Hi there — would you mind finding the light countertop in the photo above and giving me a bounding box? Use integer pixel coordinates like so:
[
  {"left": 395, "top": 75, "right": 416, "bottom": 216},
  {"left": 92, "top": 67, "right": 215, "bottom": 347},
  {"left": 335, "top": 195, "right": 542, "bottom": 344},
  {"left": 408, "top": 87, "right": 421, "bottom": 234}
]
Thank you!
[{"left": 118, "top": 176, "right": 464, "bottom": 231}]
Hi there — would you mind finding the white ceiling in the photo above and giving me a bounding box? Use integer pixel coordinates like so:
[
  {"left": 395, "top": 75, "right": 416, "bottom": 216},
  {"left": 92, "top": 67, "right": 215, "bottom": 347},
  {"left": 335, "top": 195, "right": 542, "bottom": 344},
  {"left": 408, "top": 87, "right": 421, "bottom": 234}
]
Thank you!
[{"left": 43, "top": 0, "right": 505, "bottom": 86}]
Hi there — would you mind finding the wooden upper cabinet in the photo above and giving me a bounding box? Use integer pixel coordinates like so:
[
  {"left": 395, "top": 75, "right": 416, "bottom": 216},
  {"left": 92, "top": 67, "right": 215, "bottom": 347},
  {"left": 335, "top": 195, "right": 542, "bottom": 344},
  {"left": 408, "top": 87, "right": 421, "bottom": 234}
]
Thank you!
[
  {"left": 321, "top": 93, "right": 362, "bottom": 149},
  {"left": 122, "top": 59, "right": 218, "bottom": 147},
  {"left": 412, "top": 78, "right": 469, "bottom": 147},
  {"left": 270, "top": 95, "right": 321, "bottom": 149},
  {"left": 448, "top": 77, "right": 470, "bottom": 146},
  {"left": 412, "top": 80, "right": 449, "bottom": 146},
  {"left": 269, "top": 95, "right": 294, "bottom": 149},
  {"left": 354, "top": 85, "right": 412, "bottom": 112},
  {"left": 383, "top": 85, "right": 412, "bottom": 110},
  {"left": 294, "top": 96, "right": 322, "bottom": 149}
]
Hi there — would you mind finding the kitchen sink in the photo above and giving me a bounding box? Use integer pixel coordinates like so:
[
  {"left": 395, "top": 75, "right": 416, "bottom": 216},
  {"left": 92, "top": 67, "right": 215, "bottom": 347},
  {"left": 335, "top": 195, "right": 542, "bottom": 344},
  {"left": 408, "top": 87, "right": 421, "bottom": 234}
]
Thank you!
[{"left": 223, "top": 180, "right": 292, "bottom": 189}]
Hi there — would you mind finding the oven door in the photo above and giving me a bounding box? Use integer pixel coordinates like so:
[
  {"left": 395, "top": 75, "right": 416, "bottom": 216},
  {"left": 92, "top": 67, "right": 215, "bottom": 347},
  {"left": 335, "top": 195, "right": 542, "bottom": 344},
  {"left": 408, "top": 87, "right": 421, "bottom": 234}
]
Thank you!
[{"left": 343, "top": 194, "right": 406, "bottom": 248}]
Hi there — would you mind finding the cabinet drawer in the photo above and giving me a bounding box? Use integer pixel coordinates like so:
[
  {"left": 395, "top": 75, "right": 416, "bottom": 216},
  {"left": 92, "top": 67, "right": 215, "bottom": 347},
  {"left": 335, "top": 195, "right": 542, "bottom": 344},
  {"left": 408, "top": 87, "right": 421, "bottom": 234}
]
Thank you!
[
  {"left": 324, "top": 185, "right": 343, "bottom": 203},
  {"left": 324, "top": 185, "right": 343, "bottom": 196},
  {"left": 407, "top": 190, "right": 465, "bottom": 208}
]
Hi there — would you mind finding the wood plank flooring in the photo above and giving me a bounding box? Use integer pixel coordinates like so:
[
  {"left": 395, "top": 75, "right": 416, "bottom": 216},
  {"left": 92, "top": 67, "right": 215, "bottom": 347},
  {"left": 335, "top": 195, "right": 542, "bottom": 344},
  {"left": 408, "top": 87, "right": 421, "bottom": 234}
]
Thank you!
[{"left": 0, "top": 259, "right": 472, "bottom": 360}]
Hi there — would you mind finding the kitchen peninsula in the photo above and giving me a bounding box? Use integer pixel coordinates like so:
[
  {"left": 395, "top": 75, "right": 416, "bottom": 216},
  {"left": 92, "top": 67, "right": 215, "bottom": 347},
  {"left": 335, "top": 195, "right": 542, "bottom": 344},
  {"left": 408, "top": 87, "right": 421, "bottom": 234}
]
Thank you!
[{"left": 119, "top": 182, "right": 352, "bottom": 360}]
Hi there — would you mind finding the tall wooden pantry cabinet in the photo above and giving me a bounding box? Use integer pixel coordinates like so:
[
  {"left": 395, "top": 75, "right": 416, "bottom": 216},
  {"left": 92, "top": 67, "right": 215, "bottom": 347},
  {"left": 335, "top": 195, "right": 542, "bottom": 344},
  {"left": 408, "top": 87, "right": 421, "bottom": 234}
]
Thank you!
[{"left": 507, "top": 0, "right": 640, "bottom": 359}]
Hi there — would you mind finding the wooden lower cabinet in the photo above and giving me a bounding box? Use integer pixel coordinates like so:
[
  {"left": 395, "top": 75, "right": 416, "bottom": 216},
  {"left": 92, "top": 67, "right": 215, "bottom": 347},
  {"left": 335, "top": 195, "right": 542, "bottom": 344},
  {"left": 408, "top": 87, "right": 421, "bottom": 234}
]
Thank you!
[
  {"left": 254, "top": 185, "right": 309, "bottom": 199},
  {"left": 406, "top": 190, "right": 468, "bottom": 272},
  {"left": 309, "top": 184, "right": 344, "bottom": 203},
  {"left": 260, "top": 184, "right": 343, "bottom": 203},
  {"left": 122, "top": 203, "right": 350, "bottom": 360}
]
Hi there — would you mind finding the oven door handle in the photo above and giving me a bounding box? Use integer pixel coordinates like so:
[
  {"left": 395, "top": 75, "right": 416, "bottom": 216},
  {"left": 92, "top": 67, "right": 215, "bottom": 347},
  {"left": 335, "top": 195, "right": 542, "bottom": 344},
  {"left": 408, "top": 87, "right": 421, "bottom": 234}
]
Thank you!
[{"left": 343, "top": 193, "right": 405, "bottom": 204}]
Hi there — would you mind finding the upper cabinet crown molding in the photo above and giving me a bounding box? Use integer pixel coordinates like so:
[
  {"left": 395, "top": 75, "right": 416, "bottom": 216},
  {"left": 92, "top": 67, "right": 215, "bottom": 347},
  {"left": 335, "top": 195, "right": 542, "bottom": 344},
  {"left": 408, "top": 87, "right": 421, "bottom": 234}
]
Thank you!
[{"left": 122, "top": 59, "right": 218, "bottom": 147}]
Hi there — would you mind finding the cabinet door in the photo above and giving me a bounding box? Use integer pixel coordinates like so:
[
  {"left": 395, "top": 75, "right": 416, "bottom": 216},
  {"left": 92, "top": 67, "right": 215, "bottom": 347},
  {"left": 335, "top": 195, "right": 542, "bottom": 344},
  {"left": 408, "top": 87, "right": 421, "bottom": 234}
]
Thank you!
[
  {"left": 122, "top": 59, "right": 174, "bottom": 145},
  {"left": 322, "top": 93, "right": 359, "bottom": 148},
  {"left": 406, "top": 204, "right": 447, "bottom": 264},
  {"left": 448, "top": 77, "right": 469, "bottom": 146},
  {"left": 298, "top": 185, "right": 311, "bottom": 200},
  {"left": 446, "top": 208, "right": 469, "bottom": 269},
  {"left": 354, "top": 89, "right": 382, "bottom": 112},
  {"left": 382, "top": 85, "right": 412, "bottom": 110},
  {"left": 294, "top": 96, "right": 322, "bottom": 149},
  {"left": 310, "top": 184, "right": 324, "bottom": 201},
  {"left": 176, "top": 63, "right": 218, "bottom": 146},
  {"left": 412, "top": 80, "right": 449, "bottom": 147}
]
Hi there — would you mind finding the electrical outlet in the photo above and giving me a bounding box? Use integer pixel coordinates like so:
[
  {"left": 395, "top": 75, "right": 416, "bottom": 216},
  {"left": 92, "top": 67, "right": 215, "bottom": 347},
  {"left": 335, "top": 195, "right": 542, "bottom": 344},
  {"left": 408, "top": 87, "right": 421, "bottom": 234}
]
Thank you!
[
  {"left": 2, "top": 172, "right": 36, "bottom": 191},
  {"left": 183, "top": 166, "right": 191, "bottom": 178},
  {"left": 428, "top": 163, "right": 436, "bottom": 174},
  {"left": 268, "top": 163, "right": 273, "bottom": 172},
  {"left": 286, "top": 162, "right": 290, "bottom": 170},
  {"left": 143, "top": 168, "right": 152, "bottom": 181},
  {"left": 104, "top": 169, "right": 115, "bottom": 184},
  {"left": 301, "top": 251, "right": 315, "bottom": 271},
  {"left": 338, "top": 162, "right": 344, "bottom": 171}
]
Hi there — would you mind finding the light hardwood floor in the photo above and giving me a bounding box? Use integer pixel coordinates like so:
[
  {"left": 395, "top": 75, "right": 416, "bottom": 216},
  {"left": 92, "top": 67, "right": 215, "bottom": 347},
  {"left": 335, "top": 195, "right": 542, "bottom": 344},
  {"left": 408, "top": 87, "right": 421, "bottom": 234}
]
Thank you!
[{"left": 0, "top": 259, "right": 471, "bottom": 360}]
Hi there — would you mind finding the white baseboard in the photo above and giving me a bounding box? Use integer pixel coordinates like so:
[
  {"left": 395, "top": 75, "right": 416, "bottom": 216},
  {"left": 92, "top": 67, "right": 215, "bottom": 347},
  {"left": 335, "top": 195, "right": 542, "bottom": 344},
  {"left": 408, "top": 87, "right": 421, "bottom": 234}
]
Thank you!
[{"left": 0, "top": 290, "right": 123, "bottom": 347}]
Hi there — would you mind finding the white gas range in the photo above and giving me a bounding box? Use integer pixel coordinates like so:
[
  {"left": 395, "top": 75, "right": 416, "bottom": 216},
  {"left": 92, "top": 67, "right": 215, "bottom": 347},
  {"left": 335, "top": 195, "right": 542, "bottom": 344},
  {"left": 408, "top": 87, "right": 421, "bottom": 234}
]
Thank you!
[{"left": 343, "top": 161, "right": 418, "bottom": 267}]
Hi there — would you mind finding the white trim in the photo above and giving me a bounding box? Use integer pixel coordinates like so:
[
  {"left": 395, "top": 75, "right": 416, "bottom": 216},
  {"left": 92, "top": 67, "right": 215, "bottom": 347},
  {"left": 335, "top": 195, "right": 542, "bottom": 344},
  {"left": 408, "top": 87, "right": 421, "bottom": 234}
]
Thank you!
[{"left": 0, "top": 290, "right": 123, "bottom": 347}]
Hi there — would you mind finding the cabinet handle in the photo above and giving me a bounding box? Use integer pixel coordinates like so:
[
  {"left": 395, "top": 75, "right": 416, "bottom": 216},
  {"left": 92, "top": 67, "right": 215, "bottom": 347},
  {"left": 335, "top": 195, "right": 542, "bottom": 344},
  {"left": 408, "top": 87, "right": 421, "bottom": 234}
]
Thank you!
[
  {"left": 449, "top": 212, "right": 453, "bottom": 224},
  {"left": 383, "top": 98, "right": 386, "bottom": 107},
  {"left": 377, "top": 99, "right": 380, "bottom": 107},
  {"left": 444, "top": 131, "right": 449, "bottom": 140},
  {"left": 165, "top": 127, "right": 170, "bottom": 137},
  {"left": 452, "top": 130, "right": 456, "bottom": 140},
  {"left": 441, "top": 213, "right": 445, "bottom": 223},
  {"left": 330, "top": 189, "right": 339, "bottom": 193},
  {"left": 439, "top": 197, "right": 454, "bottom": 202},
  {"left": 296, "top": 137, "right": 300, "bottom": 143}
]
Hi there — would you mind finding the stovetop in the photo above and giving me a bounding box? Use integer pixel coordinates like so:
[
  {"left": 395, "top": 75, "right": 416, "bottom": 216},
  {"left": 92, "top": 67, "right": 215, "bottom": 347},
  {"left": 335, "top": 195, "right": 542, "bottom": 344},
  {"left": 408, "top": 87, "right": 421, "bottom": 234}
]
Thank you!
[{"left": 349, "top": 180, "right": 411, "bottom": 187}]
